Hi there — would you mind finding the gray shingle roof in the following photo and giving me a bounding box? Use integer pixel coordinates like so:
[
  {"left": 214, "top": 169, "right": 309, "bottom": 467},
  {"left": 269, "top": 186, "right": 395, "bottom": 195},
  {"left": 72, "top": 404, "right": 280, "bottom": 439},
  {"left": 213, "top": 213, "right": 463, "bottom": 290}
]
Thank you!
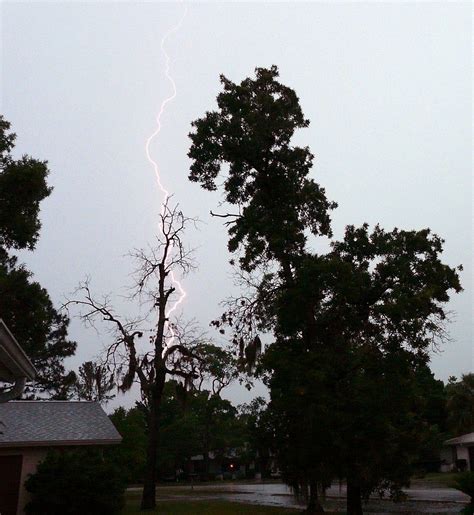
[{"left": 0, "top": 401, "right": 122, "bottom": 447}]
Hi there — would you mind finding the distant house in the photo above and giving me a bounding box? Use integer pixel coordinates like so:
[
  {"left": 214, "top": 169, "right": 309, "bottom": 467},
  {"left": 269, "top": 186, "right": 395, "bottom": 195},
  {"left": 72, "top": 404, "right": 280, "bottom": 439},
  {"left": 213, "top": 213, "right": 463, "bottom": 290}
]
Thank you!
[
  {"left": 440, "top": 433, "right": 474, "bottom": 472},
  {"left": 188, "top": 447, "right": 281, "bottom": 481},
  {"left": 189, "top": 450, "right": 246, "bottom": 479},
  {"left": 0, "top": 319, "right": 122, "bottom": 515}
]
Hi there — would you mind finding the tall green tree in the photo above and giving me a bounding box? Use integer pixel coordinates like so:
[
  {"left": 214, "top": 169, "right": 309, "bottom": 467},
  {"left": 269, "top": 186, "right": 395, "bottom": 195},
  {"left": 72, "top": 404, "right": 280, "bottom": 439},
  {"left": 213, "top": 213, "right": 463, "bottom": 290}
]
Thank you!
[
  {"left": 446, "top": 374, "right": 474, "bottom": 436},
  {"left": 268, "top": 226, "right": 461, "bottom": 513},
  {"left": 188, "top": 67, "right": 462, "bottom": 514},
  {"left": 188, "top": 66, "right": 339, "bottom": 512},
  {"left": 411, "top": 365, "right": 448, "bottom": 468},
  {"left": 189, "top": 65, "right": 336, "bottom": 279},
  {"left": 238, "top": 397, "right": 275, "bottom": 478},
  {"left": 75, "top": 360, "right": 116, "bottom": 403},
  {"left": 193, "top": 342, "right": 238, "bottom": 395},
  {"left": 0, "top": 116, "right": 76, "bottom": 398}
]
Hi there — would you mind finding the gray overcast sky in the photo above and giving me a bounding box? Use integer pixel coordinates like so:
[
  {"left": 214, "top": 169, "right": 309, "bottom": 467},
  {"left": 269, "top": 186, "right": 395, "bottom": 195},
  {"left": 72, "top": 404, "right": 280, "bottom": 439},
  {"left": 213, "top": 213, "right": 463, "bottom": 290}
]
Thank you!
[{"left": 1, "top": 1, "right": 472, "bottom": 408}]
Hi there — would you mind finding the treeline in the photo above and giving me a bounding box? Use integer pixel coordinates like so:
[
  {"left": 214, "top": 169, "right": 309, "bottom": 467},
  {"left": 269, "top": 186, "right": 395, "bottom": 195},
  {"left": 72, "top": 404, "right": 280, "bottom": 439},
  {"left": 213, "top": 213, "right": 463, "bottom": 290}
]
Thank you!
[
  {"left": 106, "top": 381, "right": 269, "bottom": 484},
  {"left": 21, "top": 373, "right": 474, "bottom": 515},
  {"left": 106, "top": 373, "right": 474, "bottom": 485}
]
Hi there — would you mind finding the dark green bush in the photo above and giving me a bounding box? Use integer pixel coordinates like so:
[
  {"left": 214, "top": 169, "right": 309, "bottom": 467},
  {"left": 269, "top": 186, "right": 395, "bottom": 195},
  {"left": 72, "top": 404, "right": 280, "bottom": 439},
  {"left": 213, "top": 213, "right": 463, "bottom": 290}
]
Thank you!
[
  {"left": 24, "top": 449, "right": 125, "bottom": 515},
  {"left": 453, "top": 472, "right": 474, "bottom": 515},
  {"left": 455, "top": 472, "right": 474, "bottom": 498}
]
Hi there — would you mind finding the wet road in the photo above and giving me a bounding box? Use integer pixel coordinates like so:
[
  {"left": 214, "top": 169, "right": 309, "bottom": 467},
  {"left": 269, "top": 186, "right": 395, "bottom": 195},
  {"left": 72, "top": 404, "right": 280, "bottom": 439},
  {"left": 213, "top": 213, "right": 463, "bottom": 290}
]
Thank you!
[{"left": 129, "top": 481, "right": 470, "bottom": 513}]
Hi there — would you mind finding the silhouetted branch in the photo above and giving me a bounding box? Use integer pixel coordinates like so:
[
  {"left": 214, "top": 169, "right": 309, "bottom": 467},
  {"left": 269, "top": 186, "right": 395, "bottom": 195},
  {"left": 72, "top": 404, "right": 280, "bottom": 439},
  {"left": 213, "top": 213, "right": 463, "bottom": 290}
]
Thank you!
[{"left": 210, "top": 210, "right": 241, "bottom": 226}]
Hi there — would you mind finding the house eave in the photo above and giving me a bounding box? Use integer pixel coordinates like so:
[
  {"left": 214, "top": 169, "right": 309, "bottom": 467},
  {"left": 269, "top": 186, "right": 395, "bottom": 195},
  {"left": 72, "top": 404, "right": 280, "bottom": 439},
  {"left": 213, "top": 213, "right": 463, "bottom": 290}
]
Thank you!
[
  {"left": 444, "top": 433, "right": 474, "bottom": 447},
  {"left": 0, "top": 319, "right": 37, "bottom": 381}
]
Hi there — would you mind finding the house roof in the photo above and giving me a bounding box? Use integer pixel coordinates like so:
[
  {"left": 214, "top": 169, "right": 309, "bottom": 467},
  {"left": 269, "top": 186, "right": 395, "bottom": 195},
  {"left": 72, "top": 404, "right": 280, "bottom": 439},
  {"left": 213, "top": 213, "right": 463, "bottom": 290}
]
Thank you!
[
  {"left": 0, "top": 401, "right": 121, "bottom": 447},
  {"left": 444, "top": 433, "right": 474, "bottom": 446},
  {"left": 0, "top": 319, "right": 36, "bottom": 382}
]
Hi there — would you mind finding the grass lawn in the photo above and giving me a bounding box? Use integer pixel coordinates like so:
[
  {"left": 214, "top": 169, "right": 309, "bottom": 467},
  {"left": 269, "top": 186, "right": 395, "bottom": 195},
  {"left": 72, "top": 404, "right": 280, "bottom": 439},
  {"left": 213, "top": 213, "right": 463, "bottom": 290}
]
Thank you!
[
  {"left": 123, "top": 498, "right": 302, "bottom": 514},
  {"left": 123, "top": 491, "right": 345, "bottom": 514},
  {"left": 413, "top": 472, "right": 460, "bottom": 487}
]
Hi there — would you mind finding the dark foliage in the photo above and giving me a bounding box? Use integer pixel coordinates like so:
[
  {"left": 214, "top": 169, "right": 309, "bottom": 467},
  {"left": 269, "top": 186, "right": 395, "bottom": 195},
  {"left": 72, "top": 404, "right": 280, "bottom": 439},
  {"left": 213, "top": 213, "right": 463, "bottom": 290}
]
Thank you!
[
  {"left": 75, "top": 361, "right": 116, "bottom": 402},
  {"left": 189, "top": 66, "right": 336, "bottom": 274},
  {"left": 0, "top": 116, "right": 51, "bottom": 250},
  {"left": 156, "top": 381, "right": 243, "bottom": 480},
  {"left": 265, "top": 229, "right": 461, "bottom": 506},
  {"left": 107, "top": 383, "right": 247, "bottom": 485},
  {"left": 24, "top": 450, "right": 126, "bottom": 515},
  {"left": 238, "top": 397, "right": 276, "bottom": 478},
  {"left": 454, "top": 472, "right": 474, "bottom": 514},
  {"left": 446, "top": 374, "right": 474, "bottom": 436},
  {"left": 188, "top": 66, "right": 462, "bottom": 514},
  {"left": 0, "top": 116, "right": 76, "bottom": 397},
  {"left": 108, "top": 406, "right": 148, "bottom": 484}
]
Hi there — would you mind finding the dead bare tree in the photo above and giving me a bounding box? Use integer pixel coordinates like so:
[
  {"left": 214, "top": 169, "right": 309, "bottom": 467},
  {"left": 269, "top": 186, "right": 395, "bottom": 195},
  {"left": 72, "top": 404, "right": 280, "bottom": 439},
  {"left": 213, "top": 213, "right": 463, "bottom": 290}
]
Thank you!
[{"left": 63, "top": 200, "right": 205, "bottom": 510}]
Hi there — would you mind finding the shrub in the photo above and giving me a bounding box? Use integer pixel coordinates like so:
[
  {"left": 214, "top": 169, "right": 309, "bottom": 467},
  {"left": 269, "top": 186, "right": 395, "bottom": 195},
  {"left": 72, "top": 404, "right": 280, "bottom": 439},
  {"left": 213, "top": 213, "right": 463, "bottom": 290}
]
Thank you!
[
  {"left": 453, "top": 472, "right": 474, "bottom": 515},
  {"left": 24, "top": 449, "right": 125, "bottom": 515},
  {"left": 107, "top": 407, "right": 147, "bottom": 484}
]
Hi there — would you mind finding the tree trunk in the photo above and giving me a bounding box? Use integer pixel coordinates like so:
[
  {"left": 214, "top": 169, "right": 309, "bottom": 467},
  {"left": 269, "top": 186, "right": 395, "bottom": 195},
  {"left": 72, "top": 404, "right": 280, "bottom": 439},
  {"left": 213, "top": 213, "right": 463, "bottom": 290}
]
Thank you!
[
  {"left": 202, "top": 450, "right": 210, "bottom": 481},
  {"left": 141, "top": 377, "right": 165, "bottom": 510},
  {"left": 305, "top": 480, "right": 325, "bottom": 514},
  {"left": 202, "top": 417, "right": 210, "bottom": 480},
  {"left": 141, "top": 398, "right": 159, "bottom": 509},
  {"left": 142, "top": 267, "right": 167, "bottom": 510},
  {"left": 346, "top": 478, "right": 363, "bottom": 515}
]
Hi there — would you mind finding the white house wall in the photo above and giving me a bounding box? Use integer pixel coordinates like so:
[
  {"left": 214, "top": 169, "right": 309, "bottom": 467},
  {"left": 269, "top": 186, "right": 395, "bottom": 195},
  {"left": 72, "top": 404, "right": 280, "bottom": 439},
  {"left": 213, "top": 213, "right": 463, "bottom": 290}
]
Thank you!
[{"left": 456, "top": 446, "right": 471, "bottom": 470}]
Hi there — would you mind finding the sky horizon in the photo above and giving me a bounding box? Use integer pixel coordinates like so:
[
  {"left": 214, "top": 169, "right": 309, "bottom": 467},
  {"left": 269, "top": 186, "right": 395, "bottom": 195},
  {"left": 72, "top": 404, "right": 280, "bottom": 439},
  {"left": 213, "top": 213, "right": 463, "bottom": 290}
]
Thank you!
[{"left": 1, "top": 1, "right": 472, "bottom": 409}]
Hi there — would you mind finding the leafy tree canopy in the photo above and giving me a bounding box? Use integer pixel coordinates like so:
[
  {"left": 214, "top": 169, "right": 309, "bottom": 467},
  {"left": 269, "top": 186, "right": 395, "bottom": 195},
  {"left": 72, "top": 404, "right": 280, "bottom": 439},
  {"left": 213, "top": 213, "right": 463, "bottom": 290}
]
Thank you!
[
  {"left": 189, "top": 66, "right": 336, "bottom": 274},
  {"left": 0, "top": 116, "right": 76, "bottom": 397},
  {"left": 75, "top": 361, "right": 116, "bottom": 403},
  {"left": 264, "top": 224, "right": 461, "bottom": 510},
  {"left": 0, "top": 116, "right": 52, "bottom": 250},
  {"left": 275, "top": 225, "right": 462, "bottom": 359},
  {"left": 446, "top": 373, "right": 474, "bottom": 436},
  {"left": 188, "top": 66, "right": 463, "bottom": 515}
]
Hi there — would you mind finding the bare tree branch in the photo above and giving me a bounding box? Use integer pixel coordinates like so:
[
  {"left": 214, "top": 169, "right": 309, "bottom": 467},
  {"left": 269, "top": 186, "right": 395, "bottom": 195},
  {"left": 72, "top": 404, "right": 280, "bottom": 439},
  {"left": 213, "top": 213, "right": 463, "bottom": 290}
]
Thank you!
[{"left": 210, "top": 210, "right": 242, "bottom": 226}]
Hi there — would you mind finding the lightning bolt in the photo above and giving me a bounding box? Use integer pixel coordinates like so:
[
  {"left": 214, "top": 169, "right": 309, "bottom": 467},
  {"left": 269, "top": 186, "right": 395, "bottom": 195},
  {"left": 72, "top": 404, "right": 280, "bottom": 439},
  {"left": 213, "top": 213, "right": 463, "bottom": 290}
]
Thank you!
[{"left": 145, "top": 6, "right": 188, "bottom": 351}]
